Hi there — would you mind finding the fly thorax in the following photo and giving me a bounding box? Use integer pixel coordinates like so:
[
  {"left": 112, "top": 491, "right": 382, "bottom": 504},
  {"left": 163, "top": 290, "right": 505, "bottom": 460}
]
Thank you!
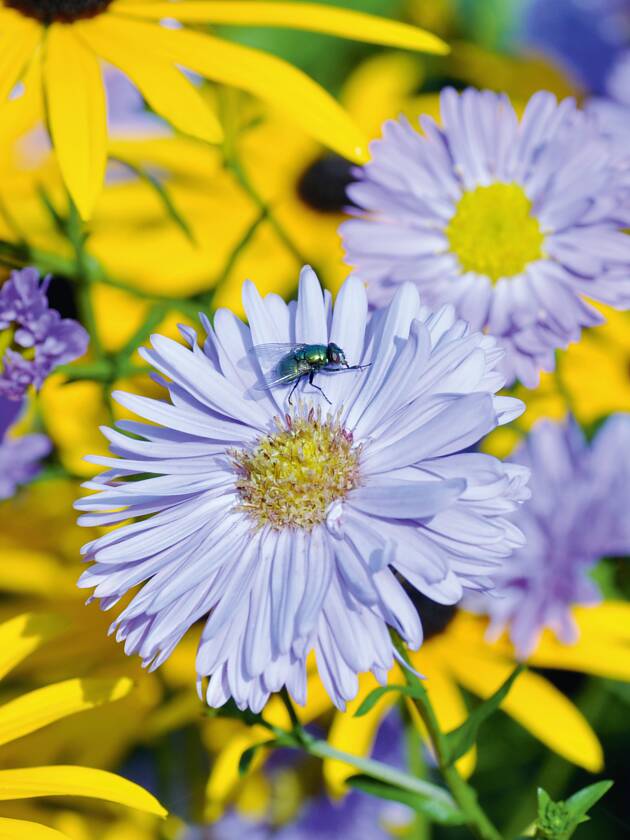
[{"left": 230, "top": 407, "right": 361, "bottom": 530}]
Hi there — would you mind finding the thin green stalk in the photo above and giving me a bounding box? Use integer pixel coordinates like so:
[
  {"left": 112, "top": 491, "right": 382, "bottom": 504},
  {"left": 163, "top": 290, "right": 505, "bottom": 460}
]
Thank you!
[
  {"left": 402, "top": 701, "right": 432, "bottom": 840},
  {"left": 226, "top": 155, "right": 311, "bottom": 268},
  {"left": 306, "top": 738, "right": 456, "bottom": 807},
  {"left": 393, "top": 638, "right": 503, "bottom": 840}
]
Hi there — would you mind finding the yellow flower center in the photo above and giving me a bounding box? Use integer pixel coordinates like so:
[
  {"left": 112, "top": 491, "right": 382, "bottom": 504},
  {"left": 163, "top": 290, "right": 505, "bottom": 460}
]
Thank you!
[
  {"left": 6, "top": 0, "right": 112, "bottom": 23},
  {"left": 445, "top": 183, "right": 545, "bottom": 281},
  {"left": 231, "top": 408, "right": 361, "bottom": 531}
]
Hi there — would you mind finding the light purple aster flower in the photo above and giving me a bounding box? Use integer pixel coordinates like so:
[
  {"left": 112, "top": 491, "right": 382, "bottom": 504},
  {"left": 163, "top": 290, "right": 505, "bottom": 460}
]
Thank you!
[
  {"left": 0, "top": 396, "right": 51, "bottom": 499},
  {"left": 466, "top": 415, "right": 630, "bottom": 658},
  {"left": 341, "top": 87, "right": 630, "bottom": 388},
  {"left": 0, "top": 267, "right": 89, "bottom": 400},
  {"left": 76, "top": 266, "right": 528, "bottom": 712}
]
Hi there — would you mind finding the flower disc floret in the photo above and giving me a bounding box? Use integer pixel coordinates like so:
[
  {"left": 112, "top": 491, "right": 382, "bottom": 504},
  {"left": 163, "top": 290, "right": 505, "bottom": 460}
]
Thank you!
[
  {"left": 232, "top": 408, "right": 361, "bottom": 531},
  {"left": 445, "top": 183, "right": 545, "bottom": 281}
]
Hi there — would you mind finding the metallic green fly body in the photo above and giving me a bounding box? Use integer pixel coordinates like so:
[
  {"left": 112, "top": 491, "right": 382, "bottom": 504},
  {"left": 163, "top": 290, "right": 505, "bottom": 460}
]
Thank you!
[{"left": 251, "top": 341, "right": 370, "bottom": 404}]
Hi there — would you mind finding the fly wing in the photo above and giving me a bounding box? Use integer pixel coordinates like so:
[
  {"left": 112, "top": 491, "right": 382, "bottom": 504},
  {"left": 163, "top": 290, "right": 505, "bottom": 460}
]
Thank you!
[{"left": 239, "top": 342, "right": 307, "bottom": 391}]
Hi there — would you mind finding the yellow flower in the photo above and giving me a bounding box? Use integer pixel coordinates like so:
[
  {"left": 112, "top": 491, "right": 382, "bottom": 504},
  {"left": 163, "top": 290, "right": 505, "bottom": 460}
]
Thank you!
[
  {"left": 323, "top": 605, "right": 630, "bottom": 795},
  {"left": 0, "top": 0, "right": 446, "bottom": 218},
  {"left": 0, "top": 611, "right": 167, "bottom": 840}
]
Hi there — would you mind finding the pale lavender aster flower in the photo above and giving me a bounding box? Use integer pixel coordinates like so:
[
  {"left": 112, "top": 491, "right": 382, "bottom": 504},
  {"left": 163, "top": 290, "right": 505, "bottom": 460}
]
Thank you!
[
  {"left": 0, "top": 396, "right": 51, "bottom": 499},
  {"left": 77, "top": 266, "right": 528, "bottom": 712},
  {"left": 0, "top": 267, "right": 89, "bottom": 400},
  {"left": 341, "top": 87, "right": 630, "bottom": 387},
  {"left": 466, "top": 415, "right": 630, "bottom": 658}
]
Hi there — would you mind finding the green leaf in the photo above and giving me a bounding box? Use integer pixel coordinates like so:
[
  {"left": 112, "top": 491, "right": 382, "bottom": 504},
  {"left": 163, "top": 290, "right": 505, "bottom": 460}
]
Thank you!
[
  {"left": 444, "top": 664, "right": 525, "bottom": 765},
  {"left": 111, "top": 156, "right": 197, "bottom": 245},
  {"left": 354, "top": 684, "right": 424, "bottom": 718},
  {"left": 565, "top": 780, "right": 613, "bottom": 823},
  {"left": 346, "top": 774, "right": 466, "bottom": 826}
]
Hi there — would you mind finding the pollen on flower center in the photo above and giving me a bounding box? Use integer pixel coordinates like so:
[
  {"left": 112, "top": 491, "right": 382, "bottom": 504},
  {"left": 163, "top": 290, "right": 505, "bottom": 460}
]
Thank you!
[
  {"left": 445, "top": 183, "right": 545, "bottom": 281},
  {"left": 6, "top": 0, "right": 112, "bottom": 23},
  {"left": 231, "top": 407, "right": 361, "bottom": 531}
]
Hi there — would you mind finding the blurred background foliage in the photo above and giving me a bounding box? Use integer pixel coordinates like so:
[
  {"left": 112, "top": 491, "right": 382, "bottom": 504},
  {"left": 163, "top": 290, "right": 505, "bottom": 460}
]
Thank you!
[{"left": 1, "top": 1, "right": 629, "bottom": 839}]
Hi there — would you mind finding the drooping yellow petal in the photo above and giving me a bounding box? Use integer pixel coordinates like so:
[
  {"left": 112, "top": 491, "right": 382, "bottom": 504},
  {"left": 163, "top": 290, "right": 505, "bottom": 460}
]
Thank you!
[
  {"left": 0, "top": 614, "right": 68, "bottom": 681},
  {"left": 114, "top": 1, "right": 448, "bottom": 55},
  {"left": 0, "top": 766, "right": 167, "bottom": 817},
  {"left": 0, "top": 817, "right": 72, "bottom": 840},
  {"left": 44, "top": 25, "right": 107, "bottom": 219},
  {"left": 0, "top": 9, "right": 41, "bottom": 104},
  {"left": 450, "top": 654, "right": 603, "bottom": 772},
  {"left": 89, "top": 14, "right": 368, "bottom": 161},
  {"left": 205, "top": 726, "right": 269, "bottom": 817},
  {"left": 75, "top": 20, "right": 222, "bottom": 143},
  {"left": 0, "top": 678, "right": 133, "bottom": 748},
  {"left": 325, "top": 671, "right": 398, "bottom": 796}
]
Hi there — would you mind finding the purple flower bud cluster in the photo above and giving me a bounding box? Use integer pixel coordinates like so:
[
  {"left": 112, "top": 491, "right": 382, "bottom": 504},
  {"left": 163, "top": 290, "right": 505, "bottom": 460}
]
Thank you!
[{"left": 0, "top": 267, "right": 89, "bottom": 401}]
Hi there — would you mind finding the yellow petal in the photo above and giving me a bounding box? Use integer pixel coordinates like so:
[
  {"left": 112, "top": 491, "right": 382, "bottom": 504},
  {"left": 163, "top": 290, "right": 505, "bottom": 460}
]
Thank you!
[
  {"left": 44, "top": 25, "right": 107, "bottom": 219},
  {"left": 0, "top": 817, "right": 72, "bottom": 840},
  {"left": 101, "top": 14, "right": 368, "bottom": 161},
  {"left": 205, "top": 726, "right": 269, "bottom": 814},
  {"left": 114, "top": 1, "right": 448, "bottom": 55},
  {"left": 0, "top": 549, "right": 78, "bottom": 597},
  {"left": 0, "top": 766, "right": 167, "bottom": 817},
  {"left": 450, "top": 654, "right": 603, "bottom": 772},
  {"left": 0, "top": 677, "right": 133, "bottom": 748},
  {"left": 0, "top": 614, "right": 68, "bottom": 681},
  {"left": 573, "top": 602, "right": 630, "bottom": 642},
  {"left": 75, "top": 18, "right": 222, "bottom": 143},
  {"left": 325, "top": 671, "right": 398, "bottom": 797},
  {"left": 0, "top": 9, "right": 41, "bottom": 104}
]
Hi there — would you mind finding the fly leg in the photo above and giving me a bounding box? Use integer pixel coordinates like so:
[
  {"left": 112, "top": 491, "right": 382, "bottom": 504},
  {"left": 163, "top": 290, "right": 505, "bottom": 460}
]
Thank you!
[
  {"left": 287, "top": 377, "right": 302, "bottom": 406},
  {"left": 308, "top": 371, "right": 332, "bottom": 405}
]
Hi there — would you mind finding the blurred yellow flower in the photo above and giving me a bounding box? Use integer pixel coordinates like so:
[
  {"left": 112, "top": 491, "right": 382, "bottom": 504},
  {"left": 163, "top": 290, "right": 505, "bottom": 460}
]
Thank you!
[
  {"left": 0, "top": 612, "right": 166, "bottom": 839},
  {"left": 323, "top": 605, "right": 630, "bottom": 795},
  {"left": 0, "top": 0, "right": 446, "bottom": 218}
]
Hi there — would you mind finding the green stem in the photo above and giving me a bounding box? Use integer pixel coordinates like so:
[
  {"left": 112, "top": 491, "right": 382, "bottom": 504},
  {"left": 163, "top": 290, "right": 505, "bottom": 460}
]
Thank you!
[
  {"left": 307, "top": 738, "right": 456, "bottom": 807},
  {"left": 226, "top": 155, "right": 310, "bottom": 268},
  {"left": 402, "top": 700, "right": 432, "bottom": 840},
  {"left": 393, "top": 638, "right": 503, "bottom": 840}
]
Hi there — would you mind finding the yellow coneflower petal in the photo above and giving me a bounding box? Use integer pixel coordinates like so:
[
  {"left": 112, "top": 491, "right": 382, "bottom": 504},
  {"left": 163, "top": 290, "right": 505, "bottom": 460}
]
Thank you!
[
  {"left": 0, "top": 9, "right": 41, "bottom": 105},
  {"left": 0, "top": 614, "right": 68, "bottom": 681},
  {"left": 450, "top": 654, "right": 603, "bottom": 772},
  {"left": 0, "top": 818, "right": 72, "bottom": 840},
  {"left": 44, "top": 25, "right": 108, "bottom": 219},
  {"left": 99, "top": 14, "right": 368, "bottom": 161},
  {"left": 0, "top": 678, "right": 133, "bottom": 748},
  {"left": 205, "top": 726, "right": 269, "bottom": 816},
  {"left": 0, "top": 766, "right": 167, "bottom": 817},
  {"left": 324, "top": 671, "right": 398, "bottom": 797},
  {"left": 114, "top": 1, "right": 449, "bottom": 55},
  {"left": 573, "top": 602, "right": 630, "bottom": 642},
  {"left": 76, "top": 19, "right": 223, "bottom": 144}
]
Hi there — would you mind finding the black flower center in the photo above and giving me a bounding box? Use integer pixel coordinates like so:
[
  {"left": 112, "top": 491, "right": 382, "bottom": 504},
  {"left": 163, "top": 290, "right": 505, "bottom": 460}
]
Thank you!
[
  {"left": 6, "top": 0, "right": 112, "bottom": 23},
  {"left": 296, "top": 154, "right": 357, "bottom": 214}
]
